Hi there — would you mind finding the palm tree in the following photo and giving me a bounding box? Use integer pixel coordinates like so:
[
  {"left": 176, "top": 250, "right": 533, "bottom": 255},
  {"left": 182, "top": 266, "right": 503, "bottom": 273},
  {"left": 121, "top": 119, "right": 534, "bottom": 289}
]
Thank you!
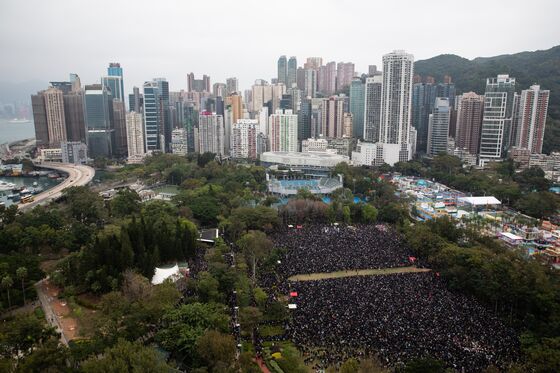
[
  {"left": 2, "top": 275, "right": 14, "bottom": 308},
  {"left": 16, "top": 267, "right": 28, "bottom": 305}
]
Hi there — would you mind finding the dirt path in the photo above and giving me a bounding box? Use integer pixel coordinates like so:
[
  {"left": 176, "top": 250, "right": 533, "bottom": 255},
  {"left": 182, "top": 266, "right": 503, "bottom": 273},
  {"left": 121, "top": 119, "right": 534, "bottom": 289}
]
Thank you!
[{"left": 288, "top": 266, "right": 431, "bottom": 282}]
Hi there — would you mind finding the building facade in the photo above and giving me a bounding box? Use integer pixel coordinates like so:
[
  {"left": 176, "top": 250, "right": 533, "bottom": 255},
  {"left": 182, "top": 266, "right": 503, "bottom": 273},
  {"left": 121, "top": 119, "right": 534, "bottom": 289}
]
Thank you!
[
  {"left": 231, "top": 119, "right": 258, "bottom": 159},
  {"left": 363, "top": 76, "right": 383, "bottom": 142},
  {"left": 455, "top": 92, "right": 484, "bottom": 155},
  {"left": 427, "top": 98, "right": 451, "bottom": 156},
  {"left": 268, "top": 109, "right": 298, "bottom": 152}
]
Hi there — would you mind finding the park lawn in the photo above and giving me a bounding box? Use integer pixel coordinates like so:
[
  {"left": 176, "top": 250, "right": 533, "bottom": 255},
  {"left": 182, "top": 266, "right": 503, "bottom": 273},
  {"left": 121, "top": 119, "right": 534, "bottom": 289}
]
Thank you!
[
  {"left": 260, "top": 324, "right": 284, "bottom": 338},
  {"left": 288, "top": 266, "right": 431, "bottom": 282}
]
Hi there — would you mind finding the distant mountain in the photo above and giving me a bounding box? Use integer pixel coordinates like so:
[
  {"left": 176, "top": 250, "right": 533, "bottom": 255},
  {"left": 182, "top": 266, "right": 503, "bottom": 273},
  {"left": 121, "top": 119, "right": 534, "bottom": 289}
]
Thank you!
[{"left": 414, "top": 45, "right": 560, "bottom": 154}]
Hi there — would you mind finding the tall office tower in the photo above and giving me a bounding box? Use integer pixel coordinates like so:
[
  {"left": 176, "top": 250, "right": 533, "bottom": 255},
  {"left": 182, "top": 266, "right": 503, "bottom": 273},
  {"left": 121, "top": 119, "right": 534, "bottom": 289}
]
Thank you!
[
  {"left": 126, "top": 112, "right": 145, "bottom": 162},
  {"left": 43, "top": 87, "right": 67, "bottom": 147},
  {"left": 231, "top": 119, "right": 258, "bottom": 159},
  {"left": 213, "top": 83, "right": 227, "bottom": 98},
  {"left": 304, "top": 69, "right": 317, "bottom": 98},
  {"left": 258, "top": 107, "right": 269, "bottom": 135},
  {"left": 514, "top": 85, "right": 550, "bottom": 153},
  {"left": 411, "top": 82, "right": 437, "bottom": 153},
  {"left": 287, "top": 57, "right": 297, "bottom": 88},
  {"left": 343, "top": 113, "right": 353, "bottom": 138},
  {"left": 69, "top": 73, "right": 81, "bottom": 92},
  {"left": 455, "top": 92, "right": 484, "bottom": 155},
  {"left": 277, "top": 56, "right": 288, "bottom": 85},
  {"left": 380, "top": 50, "right": 414, "bottom": 164},
  {"left": 280, "top": 94, "right": 292, "bottom": 111},
  {"left": 184, "top": 102, "right": 198, "bottom": 153},
  {"left": 349, "top": 77, "right": 365, "bottom": 139},
  {"left": 287, "top": 86, "right": 302, "bottom": 114},
  {"left": 304, "top": 57, "right": 323, "bottom": 70},
  {"left": 427, "top": 98, "right": 451, "bottom": 156},
  {"left": 112, "top": 100, "right": 127, "bottom": 157},
  {"left": 142, "top": 81, "right": 162, "bottom": 151},
  {"left": 268, "top": 109, "right": 298, "bottom": 152},
  {"left": 479, "top": 74, "right": 516, "bottom": 163},
  {"left": 363, "top": 76, "right": 383, "bottom": 142},
  {"left": 436, "top": 81, "right": 456, "bottom": 108},
  {"left": 318, "top": 61, "right": 337, "bottom": 97},
  {"left": 251, "top": 80, "right": 270, "bottom": 113},
  {"left": 154, "top": 78, "right": 171, "bottom": 152},
  {"left": 296, "top": 67, "right": 306, "bottom": 91},
  {"left": 225, "top": 93, "right": 243, "bottom": 124},
  {"left": 298, "top": 98, "right": 312, "bottom": 142},
  {"left": 63, "top": 91, "right": 86, "bottom": 143},
  {"left": 129, "top": 86, "right": 142, "bottom": 113},
  {"left": 224, "top": 106, "right": 233, "bottom": 155},
  {"left": 198, "top": 112, "right": 225, "bottom": 156},
  {"left": 102, "top": 76, "right": 124, "bottom": 101},
  {"left": 171, "top": 128, "right": 188, "bottom": 155},
  {"left": 320, "top": 96, "right": 345, "bottom": 138},
  {"left": 336, "top": 62, "right": 355, "bottom": 92},
  {"left": 187, "top": 73, "right": 211, "bottom": 92},
  {"left": 271, "top": 83, "right": 287, "bottom": 113},
  {"left": 49, "top": 81, "right": 72, "bottom": 94},
  {"left": 84, "top": 84, "right": 113, "bottom": 158},
  {"left": 226, "top": 77, "right": 239, "bottom": 95},
  {"left": 31, "top": 92, "right": 49, "bottom": 148},
  {"left": 107, "top": 63, "right": 124, "bottom": 102}
]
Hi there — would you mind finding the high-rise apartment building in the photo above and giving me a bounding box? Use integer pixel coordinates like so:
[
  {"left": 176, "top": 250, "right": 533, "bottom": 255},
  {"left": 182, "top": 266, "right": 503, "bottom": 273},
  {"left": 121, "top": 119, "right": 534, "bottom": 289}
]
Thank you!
[
  {"left": 31, "top": 92, "right": 49, "bottom": 148},
  {"left": 455, "top": 92, "right": 484, "bottom": 155},
  {"left": 318, "top": 61, "right": 337, "bottom": 96},
  {"left": 287, "top": 57, "right": 297, "bottom": 88},
  {"left": 154, "top": 78, "right": 171, "bottom": 152},
  {"left": 411, "top": 82, "right": 437, "bottom": 153},
  {"left": 320, "top": 96, "right": 345, "bottom": 138},
  {"left": 427, "top": 98, "right": 451, "bottom": 156},
  {"left": 298, "top": 98, "right": 312, "bottom": 142},
  {"left": 198, "top": 112, "right": 225, "bottom": 156},
  {"left": 349, "top": 78, "right": 365, "bottom": 139},
  {"left": 126, "top": 111, "right": 145, "bottom": 162},
  {"left": 336, "top": 62, "right": 355, "bottom": 92},
  {"left": 129, "top": 86, "right": 142, "bottom": 113},
  {"left": 479, "top": 74, "right": 516, "bottom": 163},
  {"left": 304, "top": 57, "right": 323, "bottom": 70},
  {"left": 43, "top": 87, "right": 67, "bottom": 147},
  {"left": 268, "top": 109, "right": 298, "bottom": 152},
  {"left": 225, "top": 93, "right": 243, "bottom": 125},
  {"left": 277, "top": 56, "right": 287, "bottom": 85},
  {"left": 63, "top": 90, "right": 86, "bottom": 144},
  {"left": 231, "top": 119, "right": 258, "bottom": 159},
  {"left": 213, "top": 83, "right": 227, "bottom": 98},
  {"left": 171, "top": 128, "right": 188, "bottom": 155},
  {"left": 226, "top": 77, "right": 238, "bottom": 95},
  {"left": 304, "top": 69, "right": 317, "bottom": 99},
  {"left": 187, "top": 73, "right": 211, "bottom": 92},
  {"left": 514, "top": 85, "right": 549, "bottom": 154},
  {"left": 296, "top": 67, "right": 306, "bottom": 91},
  {"left": 84, "top": 84, "right": 113, "bottom": 158},
  {"left": 363, "top": 76, "right": 383, "bottom": 142}
]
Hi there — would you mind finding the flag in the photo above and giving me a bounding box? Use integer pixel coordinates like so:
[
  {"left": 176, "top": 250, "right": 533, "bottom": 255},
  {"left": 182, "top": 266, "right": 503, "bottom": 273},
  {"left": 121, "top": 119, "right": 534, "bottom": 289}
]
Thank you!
[{"left": 290, "top": 291, "right": 298, "bottom": 297}]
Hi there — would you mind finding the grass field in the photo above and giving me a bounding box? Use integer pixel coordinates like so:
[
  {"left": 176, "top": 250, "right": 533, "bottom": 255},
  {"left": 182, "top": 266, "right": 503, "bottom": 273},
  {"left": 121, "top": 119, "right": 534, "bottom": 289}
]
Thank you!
[{"left": 288, "top": 266, "right": 431, "bottom": 282}]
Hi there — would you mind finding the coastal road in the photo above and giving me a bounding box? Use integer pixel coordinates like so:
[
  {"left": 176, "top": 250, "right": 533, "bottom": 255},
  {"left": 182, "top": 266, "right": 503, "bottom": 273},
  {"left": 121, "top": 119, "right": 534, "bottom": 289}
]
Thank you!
[{"left": 18, "top": 162, "right": 95, "bottom": 211}]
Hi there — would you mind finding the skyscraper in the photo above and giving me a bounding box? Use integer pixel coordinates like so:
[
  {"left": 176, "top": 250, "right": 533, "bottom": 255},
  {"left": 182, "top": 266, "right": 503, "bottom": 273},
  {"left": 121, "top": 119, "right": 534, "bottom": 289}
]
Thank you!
[
  {"left": 102, "top": 76, "right": 124, "bottom": 101},
  {"left": 379, "top": 50, "right": 414, "bottom": 164},
  {"left": 226, "top": 93, "right": 243, "bottom": 124},
  {"left": 287, "top": 57, "right": 297, "bottom": 88},
  {"left": 363, "top": 76, "right": 383, "bottom": 142},
  {"left": 63, "top": 90, "right": 86, "bottom": 143},
  {"left": 411, "top": 82, "right": 437, "bottom": 153},
  {"left": 268, "top": 109, "right": 298, "bottom": 152},
  {"left": 455, "top": 92, "right": 484, "bottom": 155},
  {"left": 84, "top": 84, "right": 113, "bottom": 158},
  {"left": 154, "top": 78, "right": 171, "bottom": 152},
  {"left": 107, "top": 63, "right": 124, "bottom": 102},
  {"left": 142, "top": 81, "right": 162, "bottom": 151},
  {"left": 304, "top": 69, "right": 317, "bottom": 98},
  {"left": 187, "top": 73, "right": 211, "bottom": 92},
  {"left": 198, "top": 111, "right": 225, "bottom": 155},
  {"left": 171, "top": 128, "right": 188, "bottom": 155},
  {"left": 277, "top": 56, "right": 287, "bottom": 85},
  {"left": 213, "top": 83, "right": 227, "bottom": 98},
  {"left": 43, "top": 87, "right": 67, "bottom": 147},
  {"left": 126, "top": 111, "right": 145, "bottom": 162},
  {"left": 427, "top": 98, "right": 451, "bottom": 156},
  {"left": 298, "top": 98, "right": 312, "bottom": 141},
  {"left": 31, "top": 92, "right": 49, "bottom": 148},
  {"left": 304, "top": 57, "right": 323, "bottom": 70},
  {"left": 514, "top": 85, "right": 549, "bottom": 154},
  {"left": 318, "top": 61, "right": 337, "bottom": 96},
  {"left": 232, "top": 119, "right": 258, "bottom": 159},
  {"left": 336, "top": 62, "right": 355, "bottom": 92},
  {"left": 112, "top": 100, "right": 127, "bottom": 157},
  {"left": 479, "top": 74, "right": 516, "bottom": 163},
  {"left": 226, "top": 77, "right": 238, "bottom": 95},
  {"left": 320, "top": 96, "right": 345, "bottom": 138},
  {"left": 129, "top": 86, "right": 142, "bottom": 113},
  {"left": 349, "top": 78, "right": 365, "bottom": 139}
]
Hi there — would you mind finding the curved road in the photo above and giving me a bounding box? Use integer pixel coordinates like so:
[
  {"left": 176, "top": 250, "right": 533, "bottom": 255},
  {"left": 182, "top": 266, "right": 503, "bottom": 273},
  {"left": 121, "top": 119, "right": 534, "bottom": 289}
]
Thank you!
[{"left": 18, "top": 162, "right": 95, "bottom": 211}]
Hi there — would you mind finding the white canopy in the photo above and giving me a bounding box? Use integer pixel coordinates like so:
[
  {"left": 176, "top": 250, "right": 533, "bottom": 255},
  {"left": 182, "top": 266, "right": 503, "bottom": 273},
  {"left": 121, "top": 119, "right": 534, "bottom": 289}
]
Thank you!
[
  {"left": 459, "top": 196, "right": 501, "bottom": 206},
  {"left": 151, "top": 264, "right": 181, "bottom": 285},
  {"left": 500, "top": 232, "right": 523, "bottom": 240}
]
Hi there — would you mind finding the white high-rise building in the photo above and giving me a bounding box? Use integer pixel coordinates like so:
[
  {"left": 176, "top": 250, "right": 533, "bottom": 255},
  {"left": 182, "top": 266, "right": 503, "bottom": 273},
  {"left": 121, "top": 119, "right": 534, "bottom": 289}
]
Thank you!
[
  {"left": 231, "top": 119, "right": 258, "bottom": 159},
  {"left": 363, "top": 76, "right": 383, "bottom": 142},
  {"left": 126, "top": 111, "right": 145, "bottom": 163},
  {"left": 171, "top": 128, "right": 188, "bottom": 155},
  {"left": 198, "top": 112, "right": 225, "bottom": 156},
  {"left": 268, "top": 109, "right": 298, "bottom": 152},
  {"left": 427, "top": 98, "right": 451, "bottom": 156},
  {"left": 258, "top": 107, "right": 269, "bottom": 136},
  {"left": 513, "top": 85, "right": 550, "bottom": 154}
]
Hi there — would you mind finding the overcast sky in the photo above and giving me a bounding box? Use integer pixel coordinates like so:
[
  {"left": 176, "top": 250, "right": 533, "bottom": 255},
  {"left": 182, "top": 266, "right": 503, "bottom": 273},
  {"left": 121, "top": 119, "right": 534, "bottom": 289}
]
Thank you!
[{"left": 1, "top": 0, "right": 559, "bottom": 93}]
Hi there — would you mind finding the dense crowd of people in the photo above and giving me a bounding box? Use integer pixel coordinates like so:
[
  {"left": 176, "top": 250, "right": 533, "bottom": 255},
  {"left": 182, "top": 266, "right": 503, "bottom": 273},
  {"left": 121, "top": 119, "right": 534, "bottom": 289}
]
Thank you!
[
  {"left": 267, "top": 224, "right": 518, "bottom": 371},
  {"left": 272, "top": 224, "right": 416, "bottom": 276}
]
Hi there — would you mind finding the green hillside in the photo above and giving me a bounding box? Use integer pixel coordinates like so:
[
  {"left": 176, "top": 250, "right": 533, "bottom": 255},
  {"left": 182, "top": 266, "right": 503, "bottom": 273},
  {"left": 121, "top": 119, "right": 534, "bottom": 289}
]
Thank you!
[{"left": 414, "top": 45, "right": 560, "bottom": 154}]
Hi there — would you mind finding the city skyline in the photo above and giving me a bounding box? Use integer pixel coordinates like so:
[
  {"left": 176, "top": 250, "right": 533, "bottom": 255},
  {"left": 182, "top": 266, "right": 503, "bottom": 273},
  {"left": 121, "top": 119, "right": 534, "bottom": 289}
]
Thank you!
[{"left": 1, "top": 0, "right": 559, "bottom": 94}]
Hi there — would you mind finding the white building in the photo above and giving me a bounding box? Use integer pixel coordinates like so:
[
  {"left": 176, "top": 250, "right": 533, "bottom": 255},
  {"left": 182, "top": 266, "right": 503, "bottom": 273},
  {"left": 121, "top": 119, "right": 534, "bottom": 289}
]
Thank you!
[
  {"left": 198, "top": 112, "right": 225, "bottom": 156},
  {"left": 302, "top": 138, "right": 328, "bottom": 152},
  {"left": 260, "top": 151, "right": 348, "bottom": 169},
  {"left": 231, "top": 119, "right": 258, "bottom": 160},
  {"left": 171, "top": 128, "right": 188, "bottom": 155},
  {"left": 126, "top": 111, "right": 145, "bottom": 163},
  {"left": 351, "top": 141, "right": 402, "bottom": 167},
  {"left": 427, "top": 98, "right": 451, "bottom": 156},
  {"left": 268, "top": 109, "right": 298, "bottom": 152},
  {"left": 363, "top": 75, "right": 383, "bottom": 142},
  {"left": 61, "top": 141, "right": 88, "bottom": 164}
]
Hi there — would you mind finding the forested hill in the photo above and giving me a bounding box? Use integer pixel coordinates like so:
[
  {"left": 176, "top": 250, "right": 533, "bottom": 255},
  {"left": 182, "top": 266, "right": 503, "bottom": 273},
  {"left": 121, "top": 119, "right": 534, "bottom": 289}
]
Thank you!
[{"left": 414, "top": 45, "right": 560, "bottom": 154}]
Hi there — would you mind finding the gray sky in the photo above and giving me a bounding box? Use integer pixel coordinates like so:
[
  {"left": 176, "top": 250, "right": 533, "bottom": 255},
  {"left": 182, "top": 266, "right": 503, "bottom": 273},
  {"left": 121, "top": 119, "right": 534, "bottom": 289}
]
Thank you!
[{"left": 1, "top": 0, "right": 559, "bottom": 94}]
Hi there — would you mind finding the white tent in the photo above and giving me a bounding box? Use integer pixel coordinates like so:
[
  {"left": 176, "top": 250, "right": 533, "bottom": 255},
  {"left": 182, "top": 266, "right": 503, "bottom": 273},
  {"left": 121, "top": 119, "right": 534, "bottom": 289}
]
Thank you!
[
  {"left": 151, "top": 264, "right": 182, "bottom": 285},
  {"left": 459, "top": 196, "right": 501, "bottom": 206}
]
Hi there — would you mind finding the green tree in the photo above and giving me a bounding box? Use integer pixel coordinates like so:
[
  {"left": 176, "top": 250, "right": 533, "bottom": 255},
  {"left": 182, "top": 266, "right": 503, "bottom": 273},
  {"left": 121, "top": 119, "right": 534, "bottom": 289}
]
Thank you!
[
  {"left": 239, "top": 306, "right": 262, "bottom": 338},
  {"left": 362, "top": 204, "right": 379, "bottom": 223},
  {"left": 110, "top": 189, "right": 141, "bottom": 218},
  {"left": 196, "top": 330, "right": 236, "bottom": 372},
  {"left": 404, "top": 358, "right": 445, "bottom": 373},
  {"left": 16, "top": 266, "right": 27, "bottom": 305},
  {"left": 237, "top": 231, "right": 273, "bottom": 284},
  {"left": 1, "top": 275, "right": 13, "bottom": 308},
  {"left": 81, "top": 339, "right": 173, "bottom": 373}
]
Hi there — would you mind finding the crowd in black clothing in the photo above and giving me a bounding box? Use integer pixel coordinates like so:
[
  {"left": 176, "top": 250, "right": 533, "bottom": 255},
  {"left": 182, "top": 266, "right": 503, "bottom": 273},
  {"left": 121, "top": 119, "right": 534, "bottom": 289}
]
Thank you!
[
  {"left": 272, "top": 224, "right": 416, "bottom": 277},
  {"left": 266, "top": 224, "right": 518, "bottom": 372}
]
